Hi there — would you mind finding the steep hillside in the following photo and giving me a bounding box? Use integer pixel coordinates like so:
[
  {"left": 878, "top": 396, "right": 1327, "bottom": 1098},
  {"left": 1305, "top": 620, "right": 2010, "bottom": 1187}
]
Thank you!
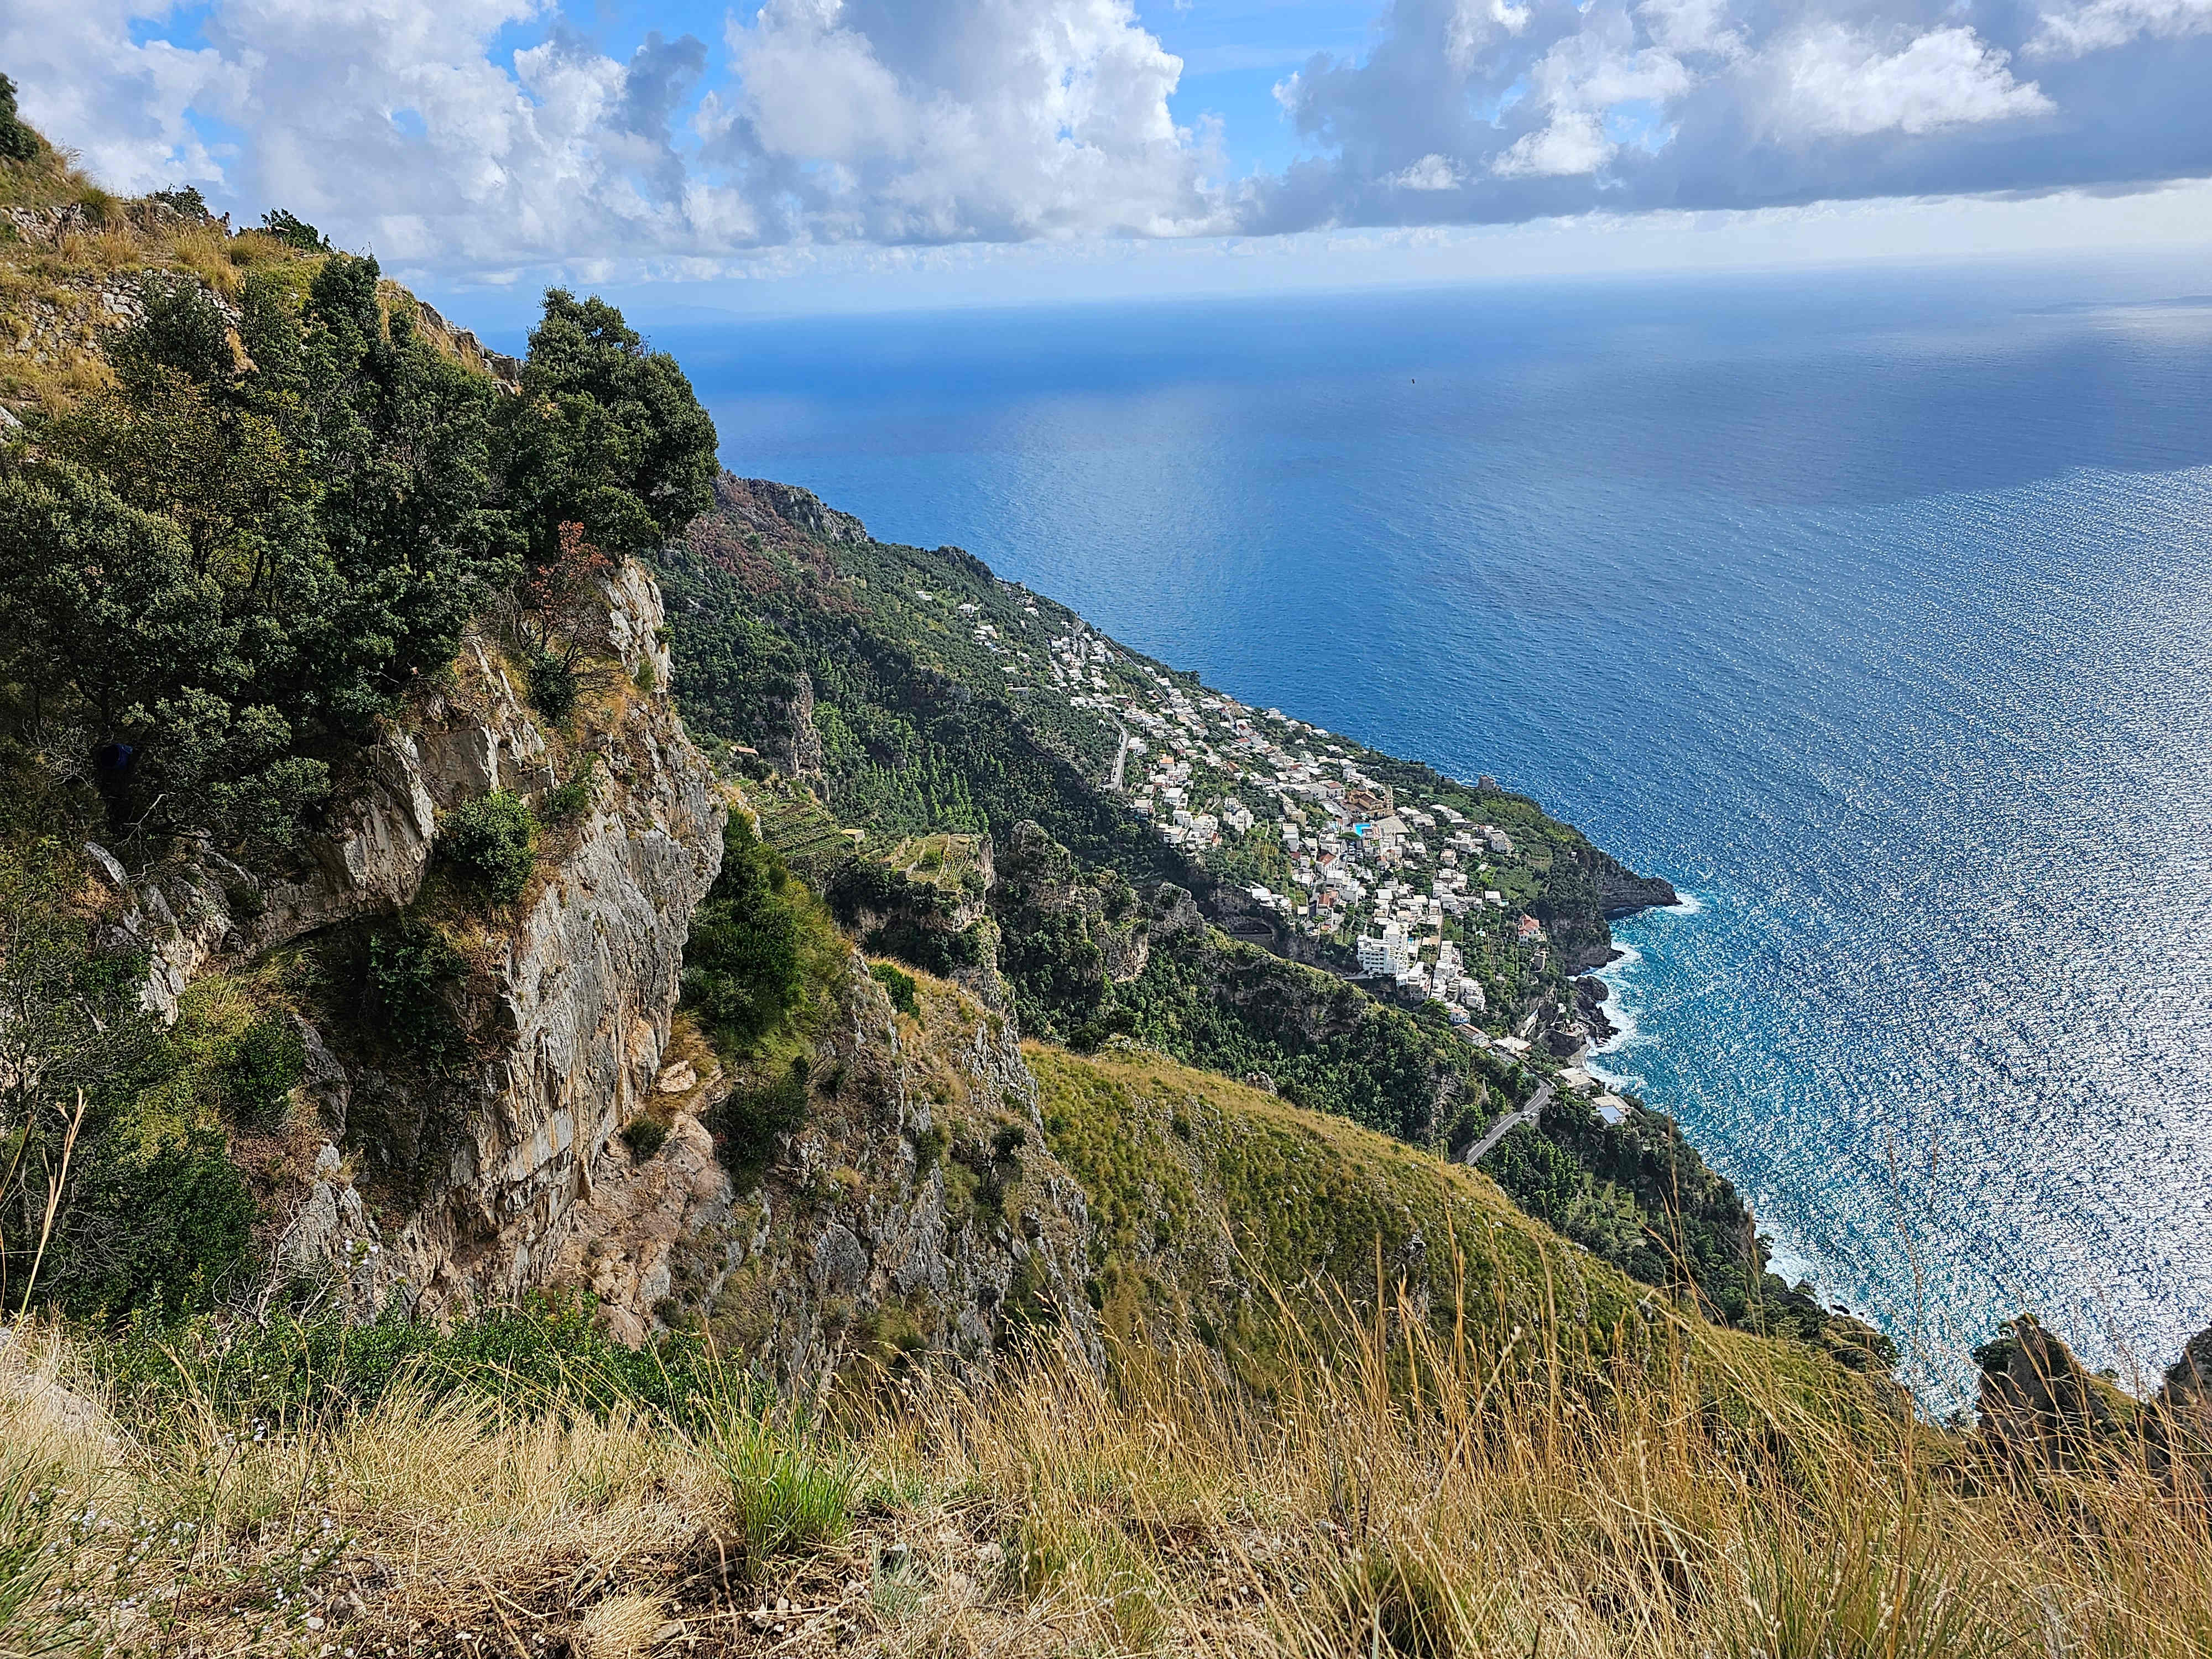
[
  {"left": 1029, "top": 1044, "right": 1896, "bottom": 1392},
  {"left": 653, "top": 476, "right": 1863, "bottom": 1355},
  {"left": 0, "top": 110, "right": 727, "bottom": 1329}
]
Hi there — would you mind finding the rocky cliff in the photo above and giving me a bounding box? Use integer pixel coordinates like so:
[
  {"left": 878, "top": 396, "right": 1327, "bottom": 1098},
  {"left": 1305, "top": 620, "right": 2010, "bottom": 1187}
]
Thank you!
[
  {"left": 100, "top": 561, "right": 728, "bottom": 1331},
  {"left": 643, "top": 956, "right": 1100, "bottom": 1389}
]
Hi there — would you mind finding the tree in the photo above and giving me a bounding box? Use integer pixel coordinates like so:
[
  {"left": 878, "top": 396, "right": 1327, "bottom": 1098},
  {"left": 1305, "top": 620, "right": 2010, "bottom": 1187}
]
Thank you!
[
  {"left": 259, "top": 208, "right": 330, "bottom": 251},
  {"left": 5, "top": 258, "right": 514, "bottom": 851},
  {"left": 498, "top": 289, "right": 718, "bottom": 568},
  {"left": 509, "top": 521, "right": 614, "bottom": 716},
  {"left": 0, "top": 75, "right": 38, "bottom": 164}
]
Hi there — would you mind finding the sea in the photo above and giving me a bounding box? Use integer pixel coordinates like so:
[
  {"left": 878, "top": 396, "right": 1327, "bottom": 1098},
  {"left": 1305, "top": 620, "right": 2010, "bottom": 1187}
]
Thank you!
[{"left": 649, "top": 260, "right": 2212, "bottom": 1411}]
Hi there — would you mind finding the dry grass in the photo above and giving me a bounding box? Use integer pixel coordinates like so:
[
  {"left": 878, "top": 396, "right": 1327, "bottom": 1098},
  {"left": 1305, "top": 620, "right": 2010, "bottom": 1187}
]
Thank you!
[{"left": 4, "top": 1255, "right": 2208, "bottom": 1659}]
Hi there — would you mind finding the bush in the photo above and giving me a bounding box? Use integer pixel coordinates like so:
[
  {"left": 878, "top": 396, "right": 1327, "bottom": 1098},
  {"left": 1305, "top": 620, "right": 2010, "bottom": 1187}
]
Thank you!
[
  {"left": 524, "top": 646, "right": 580, "bottom": 719},
  {"left": 40, "top": 1125, "right": 257, "bottom": 1321},
  {"left": 91, "top": 1294, "right": 760, "bottom": 1431},
  {"left": 259, "top": 207, "right": 330, "bottom": 251},
  {"left": 221, "top": 1013, "right": 306, "bottom": 1129},
  {"left": 366, "top": 918, "right": 465, "bottom": 1059},
  {"left": 681, "top": 818, "right": 808, "bottom": 1056},
  {"left": 0, "top": 75, "right": 36, "bottom": 164},
  {"left": 542, "top": 756, "right": 595, "bottom": 822},
  {"left": 870, "top": 961, "right": 919, "bottom": 1018},
  {"left": 620, "top": 1115, "right": 669, "bottom": 1161},
  {"left": 711, "top": 1056, "right": 810, "bottom": 1186},
  {"left": 441, "top": 789, "right": 538, "bottom": 905}
]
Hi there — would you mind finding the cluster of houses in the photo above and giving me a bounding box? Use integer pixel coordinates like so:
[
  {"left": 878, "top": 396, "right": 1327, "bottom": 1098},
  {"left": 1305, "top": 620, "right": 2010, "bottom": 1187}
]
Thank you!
[
  {"left": 920, "top": 589, "right": 1558, "bottom": 1040},
  {"left": 1018, "top": 619, "right": 1552, "bottom": 1032}
]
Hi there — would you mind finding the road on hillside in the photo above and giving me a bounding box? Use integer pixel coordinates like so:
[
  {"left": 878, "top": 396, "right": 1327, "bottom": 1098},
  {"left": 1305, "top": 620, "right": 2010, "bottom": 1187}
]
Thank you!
[{"left": 1463, "top": 1081, "right": 1554, "bottom": 1166}]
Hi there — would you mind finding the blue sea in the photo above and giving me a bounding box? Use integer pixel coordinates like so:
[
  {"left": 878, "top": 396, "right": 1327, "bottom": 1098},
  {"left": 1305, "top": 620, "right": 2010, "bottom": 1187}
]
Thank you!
[{"left": 653, "top": 263, "right": 2212, "bottom": 1409}]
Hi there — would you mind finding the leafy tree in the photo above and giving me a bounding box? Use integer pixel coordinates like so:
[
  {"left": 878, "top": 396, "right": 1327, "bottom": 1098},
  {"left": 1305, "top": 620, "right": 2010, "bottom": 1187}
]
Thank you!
[
  {"left": 682, "top": 818, "right": 807, "bottom": 1056},
  {"left": 498, "top": 289, "right": 718, "bottom": 568},
  {"left": 0, "top": 75, "right": 36, "bottom": 164},
  {"left": 511, "top": 521, "right": 614, "bottom": 717},
  {"left": 259, "top": 208, "right": 330, "bottom": 251},
  {"left": 3, "top": 260, "right": 517, "bottom": 850}
]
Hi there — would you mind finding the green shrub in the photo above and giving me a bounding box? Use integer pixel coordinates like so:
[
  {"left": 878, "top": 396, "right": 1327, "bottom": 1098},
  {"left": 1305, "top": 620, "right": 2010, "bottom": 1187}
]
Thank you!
[
  {"left": 221, "top": 1014, "right": 306, "bottom": 1129},
  {"left": 542, "top": 755, "right": 595, "bottom": 822},
  {"left": 149, "top": 184, "right": 207, "bottom": 216},
  {"left": 681, "top": 818, "right": 810, "bottom": 1056},
  {"left": 441, "top": 790, "right": 538, "bottom": 905},
  {"left": 711, "top": 1056, "right": 810, "bottom": 1186},
  {"left": 366, "top": 918, "right": 464, "bottom": 1058},
  {"left": 870, "top": 961, "right": 919, "bottom": 1019},
  {"left": 0, "top": 75, "right": 37, "bottom": 164},
  {"left": 258, "top": 207, "right": 330, "bottom": 251},
  {"left": 524, "top": 647, "right": 579, "bottom": 719},
  {"left": 90, "top": 1295, "right": 761, "bottom": 1432},
  {"left": 620, "top": 1115, "right": 669, "bottom": 1161},
  {"left": 40, "top": 1125, "right": 257, "bottom": 1321}
]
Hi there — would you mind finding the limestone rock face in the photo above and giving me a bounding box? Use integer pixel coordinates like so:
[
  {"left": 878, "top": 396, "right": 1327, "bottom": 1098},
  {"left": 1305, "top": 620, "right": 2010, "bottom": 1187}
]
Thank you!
[
  {"left": 662, "top": 957, "right": 1101, "bottom": 1393},
  {"left": 106, "top": 561, "right": 727, "bottom": 1333}
]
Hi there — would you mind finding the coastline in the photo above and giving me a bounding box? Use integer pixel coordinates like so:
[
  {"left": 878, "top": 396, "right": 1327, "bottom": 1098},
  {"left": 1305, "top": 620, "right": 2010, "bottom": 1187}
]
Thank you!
[{"left": 1583, "top": 889, "right": 1828, "bottom": 1297}]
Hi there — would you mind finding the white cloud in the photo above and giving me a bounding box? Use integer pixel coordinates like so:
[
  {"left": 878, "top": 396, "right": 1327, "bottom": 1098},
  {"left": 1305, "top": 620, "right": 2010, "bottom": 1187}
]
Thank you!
[
  {"left": 716, "top": 0, "right": 1227, "bottom": 242},
  {"left": 3, "top": 1, "right": 243, "bottom": 192},
  {"left": 1390, "top": 152, "right": 1465, "bottom": 189},
  {"left": 2, "top": 0, "right": 1223, "bottom": 269},
  {"left": 1493, "top": 111, "right": 1616, "bottom": 176},
  {"left": 2028, "top": 0, "right": 2212, "bottom": 58},
  {"left": 4, "top": 0, "right": 2209, "bottom": 274},
  {"left": 1635, "top": 0, "right": 1743, "bottom": 60},
  {"left": 1765, "top": 24, "right": 2052, "bottom": 140}
]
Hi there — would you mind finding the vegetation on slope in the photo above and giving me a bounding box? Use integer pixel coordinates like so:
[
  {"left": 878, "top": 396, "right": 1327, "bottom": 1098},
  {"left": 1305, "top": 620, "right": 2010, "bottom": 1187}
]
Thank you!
[
  {"left": 655, "top": 485, "right": 1859, "bottom": 1357},
  {"left": 4, "top": 1252, "right": 2208, "bottom": 1657},
  {"left": 0, "top": 109, "right": 722, "bottom": 1327}
]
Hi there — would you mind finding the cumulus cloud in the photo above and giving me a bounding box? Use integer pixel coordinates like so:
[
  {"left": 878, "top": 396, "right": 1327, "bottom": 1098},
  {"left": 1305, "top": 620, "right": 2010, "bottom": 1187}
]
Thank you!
[
  {"left": 1390, "top": 152, "right": 1467, "bottom": 188},
  {"left": 3, "top": 0, "right": 2210, "bottom": 273},
  {"left": 1767, "top": 25, "right": 2050, "bottom": 140},
  {"left": 707, "top": 0, "right": 1228, "bottom": 242},
  {"left": 1258, "top": 0, "right": 2212, "bottom": 232},
  {"left": 2, "top": 0, "right": 1226, "bottom": 270},
  {"left": 2028, "top": 0, "right": 2212, "bottom": 58}
]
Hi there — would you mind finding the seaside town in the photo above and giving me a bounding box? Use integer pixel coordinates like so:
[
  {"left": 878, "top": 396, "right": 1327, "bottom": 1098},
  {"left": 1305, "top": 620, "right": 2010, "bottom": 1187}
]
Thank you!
[{"left": 953, "top": 597, "right": 1559, "bottom": 1052}]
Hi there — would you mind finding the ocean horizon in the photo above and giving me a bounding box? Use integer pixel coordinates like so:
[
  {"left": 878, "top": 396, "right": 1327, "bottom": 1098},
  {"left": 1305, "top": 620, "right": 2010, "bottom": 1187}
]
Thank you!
[{"left": 649, "top": 255, "right": 2212, "bottom": 1410}]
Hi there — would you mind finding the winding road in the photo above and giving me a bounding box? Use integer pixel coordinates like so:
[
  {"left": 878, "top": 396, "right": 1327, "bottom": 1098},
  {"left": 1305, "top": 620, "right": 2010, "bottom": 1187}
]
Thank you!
[{"left": 1462, "top": 1080, "right": 1554, "bottom": 1166}]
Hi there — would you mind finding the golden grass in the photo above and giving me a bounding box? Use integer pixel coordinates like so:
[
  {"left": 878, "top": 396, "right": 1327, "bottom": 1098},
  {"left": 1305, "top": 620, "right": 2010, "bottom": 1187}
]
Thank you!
[{"left": 4, "top": 1256, "right": 2208, "bottom": 1658}]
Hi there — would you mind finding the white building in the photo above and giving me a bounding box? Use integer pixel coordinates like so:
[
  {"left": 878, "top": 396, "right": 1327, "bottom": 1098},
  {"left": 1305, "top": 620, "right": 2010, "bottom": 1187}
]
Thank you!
[{"left": 1357, "top": 921, "right": 1417, "bottom": 976}]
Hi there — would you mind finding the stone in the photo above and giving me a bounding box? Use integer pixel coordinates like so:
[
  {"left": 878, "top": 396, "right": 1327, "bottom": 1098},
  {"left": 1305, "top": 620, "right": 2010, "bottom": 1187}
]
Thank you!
[
  {"left": 656, "top": 1060, "right": 698, "bottom": 1094},
  {"left": 83, "top": 841, "right": 127, "bottom": 890}
]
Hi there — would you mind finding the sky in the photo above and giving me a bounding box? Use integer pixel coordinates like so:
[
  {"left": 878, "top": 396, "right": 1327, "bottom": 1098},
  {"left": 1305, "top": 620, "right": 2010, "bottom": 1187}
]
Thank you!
[{"left": 8, "top": 0, "right": 2212, "bottom": 314}]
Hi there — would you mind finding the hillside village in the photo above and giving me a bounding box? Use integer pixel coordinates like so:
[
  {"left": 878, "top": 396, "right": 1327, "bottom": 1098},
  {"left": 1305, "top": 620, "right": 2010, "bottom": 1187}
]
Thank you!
[{"left": 955, "top": 598, "right": 1556, "bottom": 1047}]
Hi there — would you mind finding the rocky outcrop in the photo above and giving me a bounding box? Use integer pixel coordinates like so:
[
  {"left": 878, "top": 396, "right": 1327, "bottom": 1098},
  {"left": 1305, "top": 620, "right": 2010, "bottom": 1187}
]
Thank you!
[
  {"left": 109, "top": 562, "right": 727, "bottom": 1332},
  {"left": 1974, "top": 1316, "right": 2130, "bottom": 1472},
  {"left": 712, "top": 475, "right": 870, "bottom": 548},
  {"left": 989, "top": 821, "right": 1153, "bottom": 1025},
  {"left": 664, "top": 958, "right": 1100, "bottom": 1392},
  {"left": 1590, "top": 853, "right": 1678, "bottom": 917},
  {"left": 763, "top": 670, "right": 827, "bottom": 783}
]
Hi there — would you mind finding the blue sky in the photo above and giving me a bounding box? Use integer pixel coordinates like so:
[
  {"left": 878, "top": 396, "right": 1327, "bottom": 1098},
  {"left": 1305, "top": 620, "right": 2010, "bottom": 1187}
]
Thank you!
[{"left": 8, "top": 0, "right": 2212, "bottom": 311}]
